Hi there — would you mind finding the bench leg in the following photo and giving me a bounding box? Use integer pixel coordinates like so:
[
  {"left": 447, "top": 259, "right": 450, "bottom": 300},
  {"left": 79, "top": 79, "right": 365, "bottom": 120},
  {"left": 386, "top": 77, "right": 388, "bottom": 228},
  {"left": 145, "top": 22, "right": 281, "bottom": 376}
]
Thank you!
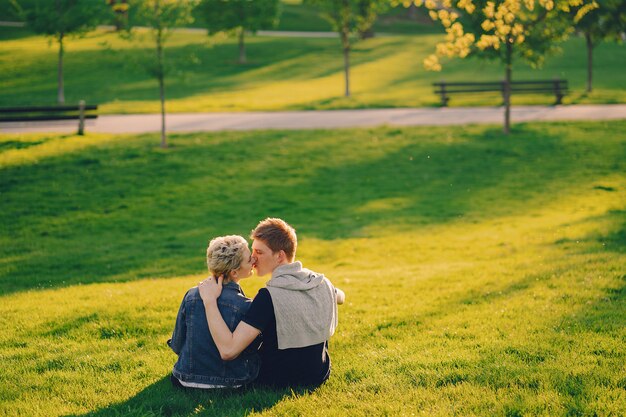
[
  {"left": 78, "top": 100, "right": 85, "bottom": 135},
  {"left": 555, "top": 94, "right": 563, "bottom": 105}
]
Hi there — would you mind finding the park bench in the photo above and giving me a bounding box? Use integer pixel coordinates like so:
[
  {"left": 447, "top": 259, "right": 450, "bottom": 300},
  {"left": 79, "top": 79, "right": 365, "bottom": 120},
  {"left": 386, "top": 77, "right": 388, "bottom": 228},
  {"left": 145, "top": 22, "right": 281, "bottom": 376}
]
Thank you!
[
  {"left": 432, "top": 79, "right": 568, "bottom": 106},
  {"left": 0, "top": 101, "right": 98, "bottom": 134}
]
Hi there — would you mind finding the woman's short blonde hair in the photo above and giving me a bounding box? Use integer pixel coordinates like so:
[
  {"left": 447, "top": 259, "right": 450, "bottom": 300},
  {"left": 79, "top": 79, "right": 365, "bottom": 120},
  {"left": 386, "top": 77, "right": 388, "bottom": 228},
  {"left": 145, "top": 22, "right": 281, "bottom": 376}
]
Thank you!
[{"left": 206, "top": 235, "right": 248, "bottom": 280}]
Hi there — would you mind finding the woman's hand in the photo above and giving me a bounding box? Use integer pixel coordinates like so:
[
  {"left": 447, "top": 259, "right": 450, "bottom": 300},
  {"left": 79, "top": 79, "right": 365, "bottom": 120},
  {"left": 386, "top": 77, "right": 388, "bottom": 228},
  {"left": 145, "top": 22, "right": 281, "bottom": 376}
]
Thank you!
[{"left": 198, "top": 275, "right": 223, "bottom": 303}]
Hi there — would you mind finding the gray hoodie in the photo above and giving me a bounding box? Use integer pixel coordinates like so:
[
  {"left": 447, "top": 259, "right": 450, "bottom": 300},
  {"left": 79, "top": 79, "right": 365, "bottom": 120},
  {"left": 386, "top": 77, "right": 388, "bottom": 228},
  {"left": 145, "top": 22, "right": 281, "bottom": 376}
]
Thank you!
[{"left": 266, "top": 261, "right": 338, "bottom": 350}]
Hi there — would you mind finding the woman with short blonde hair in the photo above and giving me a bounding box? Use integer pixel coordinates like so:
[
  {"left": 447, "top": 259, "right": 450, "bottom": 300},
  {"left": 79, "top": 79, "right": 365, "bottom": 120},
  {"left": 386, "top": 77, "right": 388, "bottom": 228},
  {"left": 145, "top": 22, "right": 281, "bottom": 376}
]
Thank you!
[{"left": 168, "top": 235, "right": 259, "bottom": 389}]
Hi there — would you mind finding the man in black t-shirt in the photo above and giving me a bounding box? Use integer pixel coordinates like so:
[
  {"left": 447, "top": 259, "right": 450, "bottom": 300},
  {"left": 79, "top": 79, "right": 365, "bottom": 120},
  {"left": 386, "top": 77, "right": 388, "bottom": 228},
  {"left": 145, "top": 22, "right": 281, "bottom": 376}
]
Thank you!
[{"left": 198, "top": 218, "right": 345, "bottom": 388}]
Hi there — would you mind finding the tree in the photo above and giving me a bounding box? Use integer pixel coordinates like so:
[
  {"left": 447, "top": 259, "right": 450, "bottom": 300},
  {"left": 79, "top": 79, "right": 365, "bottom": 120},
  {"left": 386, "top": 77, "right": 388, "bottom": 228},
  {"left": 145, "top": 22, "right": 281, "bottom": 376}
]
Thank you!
[
  {"left": 11, "top": 0, "right": 107, "bottom": 104},
  {"left": 357, "top": 0, "right": 390, "bottom": 39},
  {"left": 415, "top": 0, "right": 596, "bottom": 134},
  {"left": 108, "top": 0, "right": 130, "bottom": 31},
  {"left": 308, "top": 0, "right": 388, "bottom": 97},
  {"left": 196, "top": 0, "right": 280, "bottom": 64},
  {"left": 571, "top": 0, "right": 626, "bottom": 93},
  {"left": 126, "top": 0, "right": 197, "bottom": 148}
]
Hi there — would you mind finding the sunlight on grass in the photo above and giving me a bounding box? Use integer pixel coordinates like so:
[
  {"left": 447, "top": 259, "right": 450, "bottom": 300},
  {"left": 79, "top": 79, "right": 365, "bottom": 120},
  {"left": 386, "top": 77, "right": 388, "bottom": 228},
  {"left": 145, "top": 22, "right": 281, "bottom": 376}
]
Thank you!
[
  {"left": 0, "top": 133, "right": 130, "bottom": 168},
  {"left": 0, "top": 121, "right": 624, "bottom": 416},
  {"left": 1, "top": 189, "right": 624, "bottom": 415},
  {"left": 1, "top": 27, "right": 624, "bottom": 112}
]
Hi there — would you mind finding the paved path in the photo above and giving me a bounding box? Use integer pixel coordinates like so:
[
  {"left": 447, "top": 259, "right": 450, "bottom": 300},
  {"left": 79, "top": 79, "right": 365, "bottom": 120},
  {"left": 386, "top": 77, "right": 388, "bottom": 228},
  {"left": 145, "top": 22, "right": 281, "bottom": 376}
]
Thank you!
[
  {"left": 1, "top": 104, "right": 625, "bottom": 135},
  {"left": 3, "top": 22, "right": 623, "bottom": 134}
]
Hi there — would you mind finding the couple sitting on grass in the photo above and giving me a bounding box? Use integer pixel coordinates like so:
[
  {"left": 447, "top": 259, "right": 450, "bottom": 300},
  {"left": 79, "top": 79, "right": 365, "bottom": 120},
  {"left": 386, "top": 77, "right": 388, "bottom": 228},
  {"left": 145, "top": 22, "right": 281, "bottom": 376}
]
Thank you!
[{"left": 168, "top": 218, "right": 346, "bottom": 389}]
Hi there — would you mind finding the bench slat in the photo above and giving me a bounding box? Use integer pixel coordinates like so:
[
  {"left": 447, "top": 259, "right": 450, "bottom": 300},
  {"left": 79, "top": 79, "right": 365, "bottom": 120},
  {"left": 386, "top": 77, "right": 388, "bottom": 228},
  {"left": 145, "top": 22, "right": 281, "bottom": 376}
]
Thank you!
[
  {"left": 434, "top": 81, "right": 567, "bottom": 87},
  {"left": 0, "top": 105, "right": 98, "bottom": 113},
  {"left": 435, "top": 88, "right": 503, "bottom": 93},
  {"left": 0, "top": 114, "right": 98, "bottom": 122},
  {"left": 433, "top": 82, "right": 503, "bottom": 87},
  {"left": 434, "top": 88, "right": 568, "bottom": 92},
  {"left": 433, "top": 80, "right": 567, "bottom": 106}
]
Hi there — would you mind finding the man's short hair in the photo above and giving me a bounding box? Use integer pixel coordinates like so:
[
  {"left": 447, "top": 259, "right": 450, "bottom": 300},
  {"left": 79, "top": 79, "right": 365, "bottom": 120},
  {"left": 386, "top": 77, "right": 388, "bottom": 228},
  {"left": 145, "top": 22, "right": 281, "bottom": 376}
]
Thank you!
[
  {"left": 251, "top": 218, "right": 297, "bottom": 261},
  {"left": 206, "top": 235, "right": 248, "bottom": 279}
]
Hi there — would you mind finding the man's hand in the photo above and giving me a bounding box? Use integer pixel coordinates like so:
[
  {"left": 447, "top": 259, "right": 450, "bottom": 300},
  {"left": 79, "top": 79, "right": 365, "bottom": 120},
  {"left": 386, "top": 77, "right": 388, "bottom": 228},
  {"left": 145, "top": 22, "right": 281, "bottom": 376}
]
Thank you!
[
  {"left": 335, "top": 287, "right": 346, "bottom": 305},
  {"left": 198, "top": 275, "right": 223, "bottom": 302}
]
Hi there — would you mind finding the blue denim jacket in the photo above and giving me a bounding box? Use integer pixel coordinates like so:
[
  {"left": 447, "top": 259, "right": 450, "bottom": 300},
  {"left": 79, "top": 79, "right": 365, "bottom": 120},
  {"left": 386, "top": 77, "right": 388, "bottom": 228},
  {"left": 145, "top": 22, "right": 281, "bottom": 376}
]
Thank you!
[{"left": 168, "top": 281, "right": 260, "bottom": 387}]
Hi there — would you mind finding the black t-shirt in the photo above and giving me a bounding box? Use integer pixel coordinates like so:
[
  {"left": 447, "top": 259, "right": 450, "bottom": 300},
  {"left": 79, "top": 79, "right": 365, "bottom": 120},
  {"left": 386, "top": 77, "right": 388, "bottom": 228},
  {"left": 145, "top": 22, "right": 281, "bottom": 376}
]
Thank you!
[{"left": 242, "top": 288, "right": 330, "bottom": 388}]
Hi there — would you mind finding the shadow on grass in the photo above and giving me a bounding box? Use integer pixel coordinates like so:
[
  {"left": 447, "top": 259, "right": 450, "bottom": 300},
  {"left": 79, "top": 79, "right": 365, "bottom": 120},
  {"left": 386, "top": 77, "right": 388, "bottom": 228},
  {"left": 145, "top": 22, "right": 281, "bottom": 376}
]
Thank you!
[
  {"left": 0, "top": 35, "right": 408, "bottom": 107},
  {"left": 543, "top": 272, "right": 626, "bottom": 416},
  {"left": 1, "top": 122, "right": 624, "bottom": 294},
  {"left": 66, "top": 375, "right": 305, "bottom": 417},
  {"left": 342, "top": 219, "right": 626, "bottom": 415},
  {"left": 0, "top": 26, "right": 33, "bottom": 41}
]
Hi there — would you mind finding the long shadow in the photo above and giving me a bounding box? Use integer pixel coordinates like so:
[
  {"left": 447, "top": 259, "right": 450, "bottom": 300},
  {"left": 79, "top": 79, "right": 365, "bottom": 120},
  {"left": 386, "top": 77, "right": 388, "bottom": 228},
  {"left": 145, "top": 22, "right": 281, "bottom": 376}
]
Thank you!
[
  {"left": 554, "top": 209, "right": 626, "bottom": 255},
  {"left": 65, "top": 375, "right": 300, "bottom": 417},
  {"left": 1, "top": 122, "right": 624, "bottom": 294},
  {"left": 334, "top": 217, "right": 626, "bottom": 415},
  {"left": 0, "top": 26, "right": 34, "bottom": 41},
  {"left": 0, "top": 35, "right": 408, "bottom": 107},
  {"left": 3, "top": 31, "right": 625, "bottom": 108}
]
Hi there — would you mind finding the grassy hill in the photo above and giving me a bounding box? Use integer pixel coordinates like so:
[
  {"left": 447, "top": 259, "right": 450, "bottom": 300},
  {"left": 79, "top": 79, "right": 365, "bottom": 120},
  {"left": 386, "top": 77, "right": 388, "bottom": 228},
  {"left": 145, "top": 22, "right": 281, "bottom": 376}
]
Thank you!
[
  {"left": 1, "top": 121, "right": 624, "bottom": 416},
  {"left": 1, "top": 24, "right": 624, "bottom": 113}
]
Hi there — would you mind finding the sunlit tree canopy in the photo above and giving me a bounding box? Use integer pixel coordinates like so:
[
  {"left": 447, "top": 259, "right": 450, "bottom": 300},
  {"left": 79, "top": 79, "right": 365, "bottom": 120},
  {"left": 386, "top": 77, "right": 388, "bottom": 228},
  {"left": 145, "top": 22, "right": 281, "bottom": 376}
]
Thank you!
[{"left": 396, "top": 0, "right": 598, "bottom": 70}]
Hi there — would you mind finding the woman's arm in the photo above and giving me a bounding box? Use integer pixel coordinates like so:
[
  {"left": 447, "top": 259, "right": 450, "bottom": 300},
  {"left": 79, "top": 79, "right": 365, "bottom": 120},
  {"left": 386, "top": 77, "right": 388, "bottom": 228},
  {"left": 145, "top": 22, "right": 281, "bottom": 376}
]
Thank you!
[
  {"left": 168, "top": 293, "right": 187, "bottom": 354},
  {"left": 198, "top": 277, "right": 261, "bottom": 361}
]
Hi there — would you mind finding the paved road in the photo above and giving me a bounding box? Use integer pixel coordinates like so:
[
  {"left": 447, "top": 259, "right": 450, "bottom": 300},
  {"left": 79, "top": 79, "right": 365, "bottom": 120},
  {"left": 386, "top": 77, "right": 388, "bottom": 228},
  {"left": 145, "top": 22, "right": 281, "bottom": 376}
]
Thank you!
[{"left": 1, "top": 104, "right": 625, "bottom": 134}]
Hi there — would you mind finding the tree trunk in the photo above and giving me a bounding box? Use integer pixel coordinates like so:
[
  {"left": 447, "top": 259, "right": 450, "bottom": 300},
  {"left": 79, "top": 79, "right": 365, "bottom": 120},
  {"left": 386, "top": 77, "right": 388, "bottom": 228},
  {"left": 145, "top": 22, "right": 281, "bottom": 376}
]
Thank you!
[
  {"left": 156, "top": 27, "right": 167, "bottom": 148},
  {"left": 339, "top": 0, "right": 351, "bottom": 97},
  {"left": 357, "top": 0, "right": 374, "bottom": 39},
  {"left": 342, "top": 37, "right": 350, "bottom": 97},
  {"left": 503, "top": 40, "right": 512, "bottom": 135},
  {"left": 57, "top": 32, "right": 65, "bottom": 104},
  {"left": 358, "top": 28, "right": 374, "bottom": 40},
  {"left": 585, "top": 31, "right": 593, "bottom": 93},
  {"left": 238, "top": 28, "right": 246, "bottom": 64}
]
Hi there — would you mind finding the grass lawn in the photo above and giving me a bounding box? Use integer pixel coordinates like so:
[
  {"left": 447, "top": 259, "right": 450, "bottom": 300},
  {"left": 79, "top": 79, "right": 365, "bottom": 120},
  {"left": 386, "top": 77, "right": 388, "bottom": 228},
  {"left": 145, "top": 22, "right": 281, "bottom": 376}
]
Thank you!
[
  {"left": 1, "top": 120, "right": 625, "bottom": 416},
  {"left": 0, "top": 24, "right": 625, "bottom": 113}
]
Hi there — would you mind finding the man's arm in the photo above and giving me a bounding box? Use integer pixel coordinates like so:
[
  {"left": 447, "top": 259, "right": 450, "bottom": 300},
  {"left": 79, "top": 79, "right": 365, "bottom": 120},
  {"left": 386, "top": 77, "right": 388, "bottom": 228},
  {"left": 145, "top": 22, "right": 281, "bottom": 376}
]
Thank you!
[
  {"left": 335, "top": 287, "right": 346, "bottom": 305},
  {"left": 198, "top": 277, "right": 261, "bottom": 361}
]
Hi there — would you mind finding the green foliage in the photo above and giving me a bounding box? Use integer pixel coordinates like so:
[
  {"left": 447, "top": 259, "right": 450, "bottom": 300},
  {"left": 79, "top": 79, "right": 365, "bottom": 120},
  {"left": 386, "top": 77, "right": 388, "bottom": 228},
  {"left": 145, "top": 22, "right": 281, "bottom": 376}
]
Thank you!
[
  {"left": 122, "top": 0, "right": 198, "bottom": 79},
  {"left": 196, "top": 0, "right": 281, "bottom": 33},
  {"left": 305, "top": 0, "right": 390, "bottom": 95},
  {"left": 127, "top": 0, "right": 197, "bottom": 38},
  {"left": 10, "top": 0, "right": 108, "bottom": 37},
  {"left": 123, "top": 0, "right": 198, "bottom": 146},
  {"left": 307, "top": 0, "right": 389, "bottom": 35},
  {"left": 464, "top": 0, "right": 576, "bottom": 67},
  {"left": 275, "top": 0, "right": 334, "bottom": 31},
  {"left": 1, "top": 27, "right": 625, "bottom": 110},
  {"left": 417, "top": 0, "right": 598, "bottom": 72},
  {"left": 572, "top": 0, "right": 626, "bottom": 43},
  {"left": 0, "top": 121, "right": 625, "bottom": 416},
  {"left": 8, "top": 0, "right": 110, "bottom": 103}
]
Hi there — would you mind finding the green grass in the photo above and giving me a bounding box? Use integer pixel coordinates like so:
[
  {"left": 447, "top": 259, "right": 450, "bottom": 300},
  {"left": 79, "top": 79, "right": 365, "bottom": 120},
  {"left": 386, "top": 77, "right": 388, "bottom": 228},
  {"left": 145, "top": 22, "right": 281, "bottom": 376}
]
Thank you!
[
  {"left": 1, "top": 25, "right": 624, "bottom": 113},
  {"left": 1, "top": 121, "right": 625, "bottom": 416},
  {"left": 274, "top": 0, "right": 334, "bottom": 32}
]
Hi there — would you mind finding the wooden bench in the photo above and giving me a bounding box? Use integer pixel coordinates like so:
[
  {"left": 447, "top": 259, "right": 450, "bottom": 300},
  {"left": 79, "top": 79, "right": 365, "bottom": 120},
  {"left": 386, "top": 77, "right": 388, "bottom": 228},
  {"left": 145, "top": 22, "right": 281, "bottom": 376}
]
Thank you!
[
  {"left": 0, "top": 101, "right": 98, "bottom": 134},
  {"left": 433, "top": 80, "right": 568, "bottom": 106}
]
